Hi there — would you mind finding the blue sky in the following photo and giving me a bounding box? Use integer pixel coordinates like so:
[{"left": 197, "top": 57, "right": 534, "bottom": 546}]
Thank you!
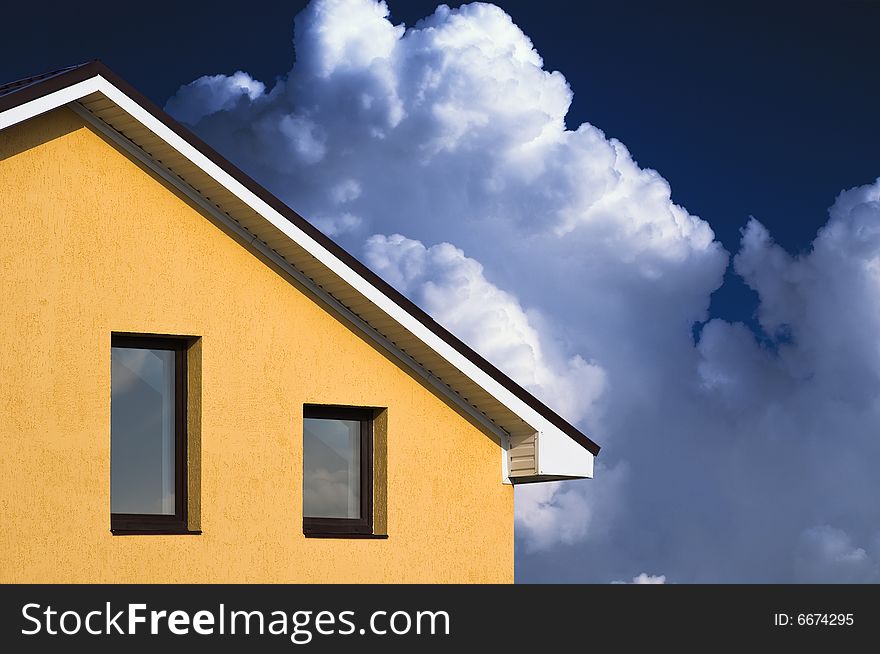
[{"left": 5, "top": 1, "right": 880, "bottom": 582}]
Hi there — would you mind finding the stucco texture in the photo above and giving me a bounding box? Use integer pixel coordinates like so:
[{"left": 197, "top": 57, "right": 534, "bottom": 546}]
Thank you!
[{"left": 0, "top": 108, "right": 513, "bottom": 583}]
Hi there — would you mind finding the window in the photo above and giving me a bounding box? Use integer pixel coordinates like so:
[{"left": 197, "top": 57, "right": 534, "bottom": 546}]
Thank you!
[
  {"left": 110, "top": 334, "right": 190, "bottom": 534},
  {"left": 302, "top": 405, "right": 375, "bottom": 537}
]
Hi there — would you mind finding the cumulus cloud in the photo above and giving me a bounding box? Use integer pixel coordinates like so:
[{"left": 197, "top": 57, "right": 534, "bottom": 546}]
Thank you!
[
  {"left": 364, "top": 234, "right": 606, "bottom": 424},
  {"left": 612, "top": 573, "right": 667, "bottom": 584},
  {"left": 167, "top": 0, "right": 880, "bottom": 582},
  {"left": 515, "top": 462, "right": 627, "bottom": 552},
  {"left": 164, "top": 71, "right": 265, "bottom": 125},
  {"left": 691, "top": 180, "right": 880, "bottom": 582}
]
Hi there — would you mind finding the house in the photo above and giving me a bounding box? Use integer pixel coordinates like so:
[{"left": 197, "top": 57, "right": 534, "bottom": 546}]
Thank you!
[{"left": 0, "top": 62, "right": 599, "bottom": 583}]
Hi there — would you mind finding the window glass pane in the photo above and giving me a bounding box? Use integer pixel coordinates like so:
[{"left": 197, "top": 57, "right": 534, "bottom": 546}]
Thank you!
[
  {"left": 111, "top": 347, "right": 176, "bottom": 515},
  {"left": 303, "top": 418, "right": 360, "bottom": 518}
]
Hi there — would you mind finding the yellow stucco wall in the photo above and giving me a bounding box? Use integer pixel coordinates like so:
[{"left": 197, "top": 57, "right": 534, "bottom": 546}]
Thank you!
[{"left": 0, "top": 108, "right": 513, "bottom": 583}]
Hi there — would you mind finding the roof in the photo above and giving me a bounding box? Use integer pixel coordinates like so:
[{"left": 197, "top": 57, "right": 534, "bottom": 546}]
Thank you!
[
  {"left": 0, "top": 61, "right": 599, "bottom": 480},
  {"left": 0, "top": 63, "right": 88, "bottom": 99}
]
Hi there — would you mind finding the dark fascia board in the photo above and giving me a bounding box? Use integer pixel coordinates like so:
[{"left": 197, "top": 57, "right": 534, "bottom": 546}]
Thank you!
[{"left": 0, "top": 60, "right": 600, "bottom": 456}]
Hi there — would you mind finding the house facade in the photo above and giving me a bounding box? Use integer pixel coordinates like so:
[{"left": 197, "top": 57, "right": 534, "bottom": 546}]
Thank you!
[{"left": 0, "top": 63, "right": 598, "bottom": 583}]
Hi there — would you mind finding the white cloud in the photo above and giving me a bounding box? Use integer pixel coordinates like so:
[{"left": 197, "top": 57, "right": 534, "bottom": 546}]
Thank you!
[
  {"left": 167, "top": 0, "right": 880, "bottom": 582},
  {"left": 311, "top": 211, "right": 362, "bottom": 237},
  {"left": 364, "top": 234, "right": 606, "bottom": 424},
  {"left": 795, "top": 526, "right": 879, "bottom": 584},
  {"left": 164, "top": 71, "right": 265, "bottom": 125},
  {"left": 515, "top": 463, "right": 627, "bottom": 552},
  {"left": 612, "top": 573, "right": 668, "bottom": 584},
  {"left": 632, "top": 573, "right": 667, "bottom": 584}
]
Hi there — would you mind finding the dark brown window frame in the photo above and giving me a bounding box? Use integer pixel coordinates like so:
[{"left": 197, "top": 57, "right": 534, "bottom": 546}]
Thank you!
[
  {"left": 303, "top": 405, "right": 383, "bottom": 539},
  {"left": 110, "top": 334, "right": 196, "bottom": 535}
]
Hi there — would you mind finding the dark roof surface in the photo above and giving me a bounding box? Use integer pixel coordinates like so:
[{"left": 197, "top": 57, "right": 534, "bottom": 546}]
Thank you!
[
  {"left": 0, "top": 61, "right": 600, "bottom": 456},
  {"left": 0, "top": 63, "right": 90, "bottom": 99}
]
